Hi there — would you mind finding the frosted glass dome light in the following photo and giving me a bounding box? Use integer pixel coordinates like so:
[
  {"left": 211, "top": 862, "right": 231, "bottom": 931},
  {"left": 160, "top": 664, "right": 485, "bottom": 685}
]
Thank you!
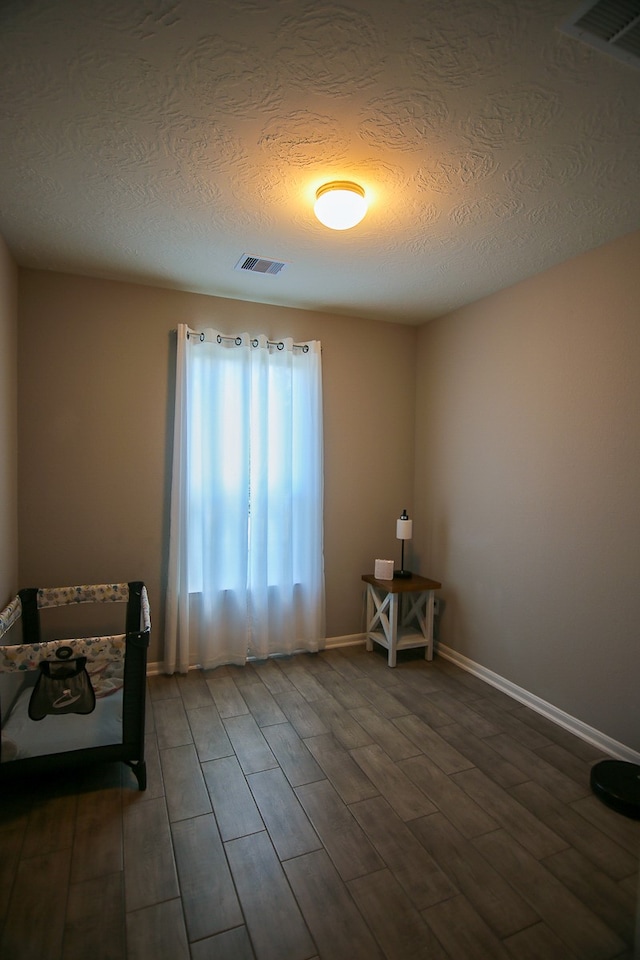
[{"left": 314, "top": 181, "right": 367, "bottom": 230}]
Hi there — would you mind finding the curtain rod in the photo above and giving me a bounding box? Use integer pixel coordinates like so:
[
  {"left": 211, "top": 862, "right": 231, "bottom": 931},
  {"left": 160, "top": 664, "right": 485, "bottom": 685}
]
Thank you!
[{"left": 186, "top": 330, "right": 310, "bottom": 353}]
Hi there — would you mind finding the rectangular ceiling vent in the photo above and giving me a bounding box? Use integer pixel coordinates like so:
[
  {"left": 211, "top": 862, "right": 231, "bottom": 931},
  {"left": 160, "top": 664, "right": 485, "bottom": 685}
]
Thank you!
[
  {"left": 560, "top": 0, "right": 640, "bottom": 69},
  {"left": 234, "top": 254, "right": 287, "bottom": 276}
]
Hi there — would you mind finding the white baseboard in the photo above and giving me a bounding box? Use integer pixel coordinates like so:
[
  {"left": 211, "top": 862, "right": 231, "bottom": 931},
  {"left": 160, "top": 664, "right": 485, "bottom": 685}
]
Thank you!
[
  {"left": 146, "top": 633, "right": 367, "bottom": 676},
  {"left": 324, "top": 633, "right": 366, "bottom": 649},
  {"left": 437, "top": 642, "right": 640, "bottom": 764},
  {"left": 147, "top": 661, "right": 166, "bottom": 676}
]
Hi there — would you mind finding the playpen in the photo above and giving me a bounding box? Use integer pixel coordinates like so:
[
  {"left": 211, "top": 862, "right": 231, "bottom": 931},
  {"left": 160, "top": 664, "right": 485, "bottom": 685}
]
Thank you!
[{"left": 0, "top": 581, "right": 150, "bottom": 789}]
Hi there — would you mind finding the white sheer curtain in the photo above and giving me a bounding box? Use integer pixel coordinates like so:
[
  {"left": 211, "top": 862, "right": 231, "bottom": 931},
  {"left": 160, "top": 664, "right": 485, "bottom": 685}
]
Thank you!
[{"left": 164, "top": 325, "right": 325, "bottom": 672}]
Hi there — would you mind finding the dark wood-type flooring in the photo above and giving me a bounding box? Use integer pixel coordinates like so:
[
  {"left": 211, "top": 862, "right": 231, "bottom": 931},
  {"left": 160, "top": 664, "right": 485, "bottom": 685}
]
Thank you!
[{"left": 1, "top": 645, "right": 638, "bottom": 959}]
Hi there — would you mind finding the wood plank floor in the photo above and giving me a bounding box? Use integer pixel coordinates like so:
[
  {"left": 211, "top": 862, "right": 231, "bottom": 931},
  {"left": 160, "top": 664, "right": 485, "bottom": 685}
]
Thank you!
[{"left": 1, "top": 646, "right": 638, "bottom": 959}]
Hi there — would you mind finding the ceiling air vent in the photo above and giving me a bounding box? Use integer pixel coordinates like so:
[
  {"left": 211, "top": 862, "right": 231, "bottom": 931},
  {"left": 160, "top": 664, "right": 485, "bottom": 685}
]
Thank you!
[
  {"left": 234, "top": 254, "right": 287, "bottom": 276},
  {"left": 560, "top": 0, "right": 640, "bottom": 69}
]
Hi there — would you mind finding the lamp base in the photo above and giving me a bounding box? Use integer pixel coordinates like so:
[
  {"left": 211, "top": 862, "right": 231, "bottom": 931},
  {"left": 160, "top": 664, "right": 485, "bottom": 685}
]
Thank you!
[{"left": 393, "top": 569, "right": 412, "bottom": 579}]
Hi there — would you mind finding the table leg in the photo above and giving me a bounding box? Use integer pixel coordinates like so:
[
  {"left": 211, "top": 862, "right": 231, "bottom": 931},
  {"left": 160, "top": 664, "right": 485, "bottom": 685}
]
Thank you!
[
  {"left": 425, "top": 590, "right": 434, "bottom": 661},
  {"left": 365, "top": 585, "right": 374, "bottom": 652},
  {"left": 388, "top": 593, "right": 399, "bottom": 667}
]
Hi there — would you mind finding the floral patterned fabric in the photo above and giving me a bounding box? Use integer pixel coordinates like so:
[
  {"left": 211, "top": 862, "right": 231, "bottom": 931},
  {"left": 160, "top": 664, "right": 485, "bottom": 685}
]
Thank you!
[
  {"left": 87, "top": 659, "right": 125, "bottom": 698},
  {"left": 36, "top": 583, "right": 130, "bottom": 609},
  {"left": 0, "top": 596, "right": 21, "bottom": 640},
  {"left": 0, "top": 581, "right": 150, "bottom": 673},
  {"left": 140, "top": 586, "right": 151, "bottom": 632},
  {"left": 0, "top": 635, "right": 127, "bottom": 673}
]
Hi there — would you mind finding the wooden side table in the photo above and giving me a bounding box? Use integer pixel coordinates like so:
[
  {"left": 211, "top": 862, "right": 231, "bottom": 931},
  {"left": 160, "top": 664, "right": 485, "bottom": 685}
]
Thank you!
[{"left": 362, "top": 573, "right": 442, "bottom": 667}]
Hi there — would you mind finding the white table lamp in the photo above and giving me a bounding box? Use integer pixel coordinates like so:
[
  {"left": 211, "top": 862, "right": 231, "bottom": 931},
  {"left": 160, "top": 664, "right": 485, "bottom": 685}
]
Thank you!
[{"left": 394, "top": 508, "right": 413, "bottom": 579}]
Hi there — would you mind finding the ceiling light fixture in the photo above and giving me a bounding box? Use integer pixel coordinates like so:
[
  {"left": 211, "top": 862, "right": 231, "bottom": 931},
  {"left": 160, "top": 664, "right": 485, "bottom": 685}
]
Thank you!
[{"left": 314, "top": 181, "right": 367, "bottom": 230}]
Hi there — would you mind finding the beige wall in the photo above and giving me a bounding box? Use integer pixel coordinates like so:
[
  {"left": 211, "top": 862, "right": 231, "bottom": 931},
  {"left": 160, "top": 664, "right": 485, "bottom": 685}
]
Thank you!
[
  {"left": 0, "top": 235, "right": 18, "bottom": 606},
  {"left": 17, "top": 270, "right": 417, "bottom": 661},
  {"left": 414, "top": 229, "right": 640, "bottom": 751},
  {"left": 15, "top": 231, "right": 639, "bottom": 749}
]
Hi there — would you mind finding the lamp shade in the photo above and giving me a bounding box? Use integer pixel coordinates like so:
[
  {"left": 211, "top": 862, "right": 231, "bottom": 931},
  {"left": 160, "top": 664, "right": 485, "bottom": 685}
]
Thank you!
[
  {"left": 314, "top": 181, "right": 367, "bottom": 230},
  {"left": 396, "top": 518, "right": 413, "bottom": 539},
  {"left": 396, "top": 508, "right": 412, "bottom": 540}
]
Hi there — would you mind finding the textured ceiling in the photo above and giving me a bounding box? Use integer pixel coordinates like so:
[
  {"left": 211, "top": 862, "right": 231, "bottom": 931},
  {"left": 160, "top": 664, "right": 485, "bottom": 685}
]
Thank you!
[{"left": 1, "top": 0, "right": 639, "bottom": 324}]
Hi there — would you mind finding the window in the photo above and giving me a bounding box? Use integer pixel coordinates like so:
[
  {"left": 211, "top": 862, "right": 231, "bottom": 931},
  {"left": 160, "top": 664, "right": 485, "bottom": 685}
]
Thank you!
[{"left": 164, "top": 327, "right": 325, "bottom": 672}]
